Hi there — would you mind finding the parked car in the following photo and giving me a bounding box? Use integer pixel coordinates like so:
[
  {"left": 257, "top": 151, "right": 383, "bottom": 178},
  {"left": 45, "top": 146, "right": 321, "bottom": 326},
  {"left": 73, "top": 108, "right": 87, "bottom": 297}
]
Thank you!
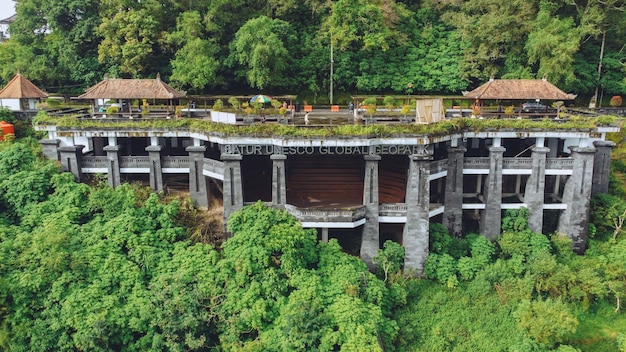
[{"left": 522, "top": 101, "right": 551, "bottom": 113}]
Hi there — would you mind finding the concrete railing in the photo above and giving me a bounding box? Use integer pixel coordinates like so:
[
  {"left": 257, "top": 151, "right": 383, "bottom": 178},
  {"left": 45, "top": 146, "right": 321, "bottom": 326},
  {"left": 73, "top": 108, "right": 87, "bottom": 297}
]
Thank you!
[
  {"left": 502, "top": 158, "right": 533, "bottom": 169},
  {"left": 430, "top": 159, "right": 448, "bottom": 174},
  {"left": 120, "top": 156, "right": 150, "bottom": 168},
  {"left": 82, "top": 156, "right": 108, "bottom": 168},
  {"left": 203, "top": 158, "right": 224, "bottom": 176},
  {"left": 464, "top": 157, "right": 574, "bottom": 170},
  {"left": 379, "top": 203, "right": 408, "bottom": 217},
  {"left": 284, "top": 204, "right": 366, "bottom": 222},
  {"left": 546, "top": 158, "right": 574, "bottom": 169},
  {"left": 162, "top": 156, "right": 190, "bottom": 169},
  {"left": 464, "top": 157, "right": 490, "bottom": 168}
]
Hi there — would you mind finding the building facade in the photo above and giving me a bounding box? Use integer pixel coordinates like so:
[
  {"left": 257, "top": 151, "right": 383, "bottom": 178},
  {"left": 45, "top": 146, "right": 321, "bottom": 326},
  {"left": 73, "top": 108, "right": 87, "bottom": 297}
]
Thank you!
[{"left": 38, "top": 123, "right": 617, "bottom": 273}]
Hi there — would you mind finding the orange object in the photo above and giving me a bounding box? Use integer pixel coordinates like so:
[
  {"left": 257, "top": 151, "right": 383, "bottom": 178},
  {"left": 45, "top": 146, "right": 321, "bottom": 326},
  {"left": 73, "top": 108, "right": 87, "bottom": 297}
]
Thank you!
[
  {"left": 304, "top": 105, "right": 313, "bottom": 112},
  {"left": 331, "top": 105, "right": 340, "bottom": 112},
  {"left": 0, "top": 121, "right": 14, "bottom": 141}
]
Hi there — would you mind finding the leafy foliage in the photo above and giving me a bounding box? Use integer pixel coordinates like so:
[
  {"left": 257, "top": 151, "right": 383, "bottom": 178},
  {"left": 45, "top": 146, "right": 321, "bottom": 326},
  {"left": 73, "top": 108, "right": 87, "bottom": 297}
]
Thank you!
[{"left": 3, "top": 0, "right": 626, "bottom": 96}]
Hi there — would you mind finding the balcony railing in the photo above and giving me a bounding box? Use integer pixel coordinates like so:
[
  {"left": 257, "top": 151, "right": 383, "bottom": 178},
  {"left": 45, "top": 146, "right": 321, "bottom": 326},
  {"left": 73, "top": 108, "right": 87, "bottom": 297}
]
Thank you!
[
  {"left": 430, "top": 159, "right": 448, "bottom": 174},
  {"left": 203, "top": 158, "right": 224, "bottom": 175},
  {"left": 162, "top": 156, "right": 190, "bottom": 169},
  {"left": 82, "top": 156, "right": 108, "bottom": 169},
  {"left": 120, "top": 156, "right": 150, "bottom": 168},
  {"left": 284, "top": 204, "right": 366, "bottom": 222},
  {"left": 379, "top": 203, "right": 407, "bottom": 217}
]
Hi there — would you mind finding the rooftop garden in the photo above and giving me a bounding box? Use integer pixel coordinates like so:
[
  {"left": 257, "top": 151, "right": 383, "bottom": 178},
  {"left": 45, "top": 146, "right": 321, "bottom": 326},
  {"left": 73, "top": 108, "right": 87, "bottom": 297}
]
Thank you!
[{"left": 33, "top": 112, "right": 619, "bottom": 138}]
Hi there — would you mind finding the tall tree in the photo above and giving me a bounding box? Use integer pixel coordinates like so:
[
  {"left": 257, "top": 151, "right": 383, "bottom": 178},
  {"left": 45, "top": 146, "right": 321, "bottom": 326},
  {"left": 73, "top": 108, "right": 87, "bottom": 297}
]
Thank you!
[
  {"left": 229, "top": 16, "right": 295, "bottom": 89},
  {"left": 168, "top": 11, "right": 220, "bottom": 92},
  {"left": 440, "top": 0, "right": 536, "bottom": 84},
  {"left": 97, "top": 9, "right": 161, "bottom": 77}
]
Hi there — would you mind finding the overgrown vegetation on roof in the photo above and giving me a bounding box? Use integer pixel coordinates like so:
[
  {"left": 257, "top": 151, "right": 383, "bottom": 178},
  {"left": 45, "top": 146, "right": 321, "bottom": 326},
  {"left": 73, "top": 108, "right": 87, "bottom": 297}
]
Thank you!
[{"left": 33, "top": 112, "right": 618, "bottom": 138}]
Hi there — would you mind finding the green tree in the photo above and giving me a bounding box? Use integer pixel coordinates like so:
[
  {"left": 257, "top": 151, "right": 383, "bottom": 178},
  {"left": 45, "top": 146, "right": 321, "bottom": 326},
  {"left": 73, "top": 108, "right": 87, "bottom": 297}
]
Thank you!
[
  {"left": 97, "top": 9, "right": 161, "bottom": 76},
  {"left": 324, "top": 0, "right": 409, "bottom": 51},
  {"left": 525, "top": 5, "right": 582, "bottom": 86},
  {"left": 229, "top": 16, "right": 294, "bottom": 89},
  {"left": 441, "top": 0, "right": 535, "bottom": 82},
  {"left": 514, "top": 298, "right": 578, "bottom": 347},
  {"left": 168, "top": 11, "right": 220, "bottom": 92}
]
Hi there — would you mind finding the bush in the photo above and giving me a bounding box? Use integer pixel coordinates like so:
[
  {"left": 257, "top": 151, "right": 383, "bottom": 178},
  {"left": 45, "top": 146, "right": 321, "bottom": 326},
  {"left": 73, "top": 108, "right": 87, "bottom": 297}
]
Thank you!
[
  {"left": 228, "top": 97, "right": 240, "bottom": 110},
  {"left": 383, "top": 96, "right": 397, "bottom": 109},
  {"left": 212, "top": 99, "right": 224, "bottom": 111},
  {"left": 46, "top": 98, "right": 61, "bottom": 108},
  {"left": 610, "top": 95, "right": 622, "bottom": 107}
]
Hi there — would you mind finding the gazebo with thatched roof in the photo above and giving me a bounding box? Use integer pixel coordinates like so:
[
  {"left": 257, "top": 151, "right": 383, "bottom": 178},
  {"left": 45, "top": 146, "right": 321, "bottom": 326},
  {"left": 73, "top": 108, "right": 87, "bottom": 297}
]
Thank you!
[
  {"left": 462, "top": 77, "right": 577, "bottom": 111},
  {"left": 78, "top": 75, "right": 186, "bottom": 116},
  {"left": 0, "top": 73, "right": 49, "bottom": 111}
]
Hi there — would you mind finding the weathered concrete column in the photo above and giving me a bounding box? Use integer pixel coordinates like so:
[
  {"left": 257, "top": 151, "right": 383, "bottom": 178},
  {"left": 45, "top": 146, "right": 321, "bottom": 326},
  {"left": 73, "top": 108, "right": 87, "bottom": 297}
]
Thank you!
[
  {"left": 558, "top": 146, "right": 596, "bottom": 253},
  {"left": 146, "top": 145, "right": 164, "bottom": 192},
  {"left": 479, "top": 146, "right": 505, "bottom": 239},
  {"left": 321, "top": 228, "right": 329, "bottom": 243},
  {"left": 403, "top": 153, "right": 432, "bottom": 275},
  {"left": 271, "top": 154, "right": 287, "bottom": 208},
  {"left": 443, "top": 146, "right": 466, "bottom": 237},
  {"left": 59, "top": 145, "right": 84, "bottom": 182},
  {"left": 103, "top": 145, "right": 122, "bottom": 188},
  {"left": 592, "top": 140, "right": 616, "bottom": 195},
  {"left": 222, "top": 153, "right": 244, "bottom": 237},
  {"left": 39, "top": 139, "right": 60, "bottom": 161},
  {"left": 360, "top": 154, "right": 381, "bottom": 270},
  {"left": 187, "top": 146, "right": 209, "bottom": 209},
  {"left": 525, "top": 147, "right": 549, "bottom": 233}
]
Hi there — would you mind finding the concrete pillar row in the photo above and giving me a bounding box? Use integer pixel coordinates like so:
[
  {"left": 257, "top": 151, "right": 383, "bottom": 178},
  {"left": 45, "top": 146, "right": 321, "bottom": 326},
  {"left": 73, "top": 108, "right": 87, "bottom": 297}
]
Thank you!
[
  {"left": 59, "top": 145, "right": 84, "bottom": 182},
  {"left": 525, "top": 146, "right": 549, "bottom": 233},
  {"left": 443, "top": 146, "right": 466, "bottom": 237},
  {"left": 271, "top": 154, "right": 287, "bottom": 208},
  {"left": 360, "top": 154, "right": 381, "bottom": 270},
  {"left": 187, "top": 146, "right": 209, "bottom": 209},
  {"left": 103, "top": 145, "right": 122, "bottom": 188},
  {"left": 222, "top": 153, "right": 244, "bottom": 238},
  {"left": 558, "top": 146, "right": 597, "bottom": 253},
  {"left": 592, "top": 140, "right": 616, "bottom": 195},
  {"left": 403, "top": 153, "right": 433, "bottom": 275},
  {"left": 146, "top": 145, "right": 163, "bottom": 192},
  {"left": 480, "top": 146, "right": 505, "bottom": 239}
]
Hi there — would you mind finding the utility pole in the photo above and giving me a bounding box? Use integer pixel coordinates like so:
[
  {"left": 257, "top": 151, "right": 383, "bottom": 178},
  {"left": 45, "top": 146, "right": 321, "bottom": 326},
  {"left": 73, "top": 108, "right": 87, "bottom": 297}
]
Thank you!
[
  {"left": 593, "top": 31, "right": 606, "bottom": 108},
  {"left": 330, "top": 33, "right": 334, "bottom": 105}
]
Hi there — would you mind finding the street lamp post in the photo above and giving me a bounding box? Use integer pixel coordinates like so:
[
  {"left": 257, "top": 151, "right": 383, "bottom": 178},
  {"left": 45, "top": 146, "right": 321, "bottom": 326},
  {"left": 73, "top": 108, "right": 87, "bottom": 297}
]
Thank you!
[{"left": 330, "top": 34, "right": 334, "bottom": 105}]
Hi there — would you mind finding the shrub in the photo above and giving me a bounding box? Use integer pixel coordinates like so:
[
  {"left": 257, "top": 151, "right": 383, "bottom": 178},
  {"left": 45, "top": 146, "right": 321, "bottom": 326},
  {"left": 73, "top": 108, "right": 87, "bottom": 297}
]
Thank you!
[
  {"left": 106, "top": 106, "right": 119, "bottom": 115},
  {"left": 610, "top": 95, "right": 622, "bottom": 107},
  {"left": 362, "top": 97, "right": 377, "bottom": 106},
  {"left": 383, "top": 96, "right": 396, "bottom": 109},
  {"left": 228, "top": 97, "right": 240, "bottom": 110},
  {"left": 46, "top": 98, "right": 61, "bottom": 108},
  {"left": 212, "top": 99, "right": 224, "bottom": 111}
]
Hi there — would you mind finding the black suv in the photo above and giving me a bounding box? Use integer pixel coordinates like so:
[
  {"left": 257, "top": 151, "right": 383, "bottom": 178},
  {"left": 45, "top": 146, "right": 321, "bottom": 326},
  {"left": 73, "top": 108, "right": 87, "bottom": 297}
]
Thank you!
[{"left": 521, "top": 101, "right": 550, "bottom": 113}]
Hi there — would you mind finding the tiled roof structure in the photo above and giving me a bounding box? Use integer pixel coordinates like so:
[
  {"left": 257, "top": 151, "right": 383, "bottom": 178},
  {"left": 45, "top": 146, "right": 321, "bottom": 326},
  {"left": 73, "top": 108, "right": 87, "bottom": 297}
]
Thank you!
[
  {"left": 78, "top": 76, "right": 186, "bottom": 99},
  {"left": 0, "top": 73, "right": 48, "bottom": 99},
  {"left": 463, "top": 78, "right": 576, "bottom": 100}
]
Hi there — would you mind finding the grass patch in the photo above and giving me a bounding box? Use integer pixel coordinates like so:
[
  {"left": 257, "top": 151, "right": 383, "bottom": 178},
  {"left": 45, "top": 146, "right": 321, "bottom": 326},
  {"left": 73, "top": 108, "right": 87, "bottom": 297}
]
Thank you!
[{"left": 567, "top": 301, "right": 625, "bottom": 351}]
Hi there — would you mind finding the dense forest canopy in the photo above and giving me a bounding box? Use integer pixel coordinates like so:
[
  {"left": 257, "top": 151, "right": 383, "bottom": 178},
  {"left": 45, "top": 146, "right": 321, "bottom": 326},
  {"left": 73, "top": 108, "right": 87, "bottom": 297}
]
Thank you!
[
  {"left": 1, "top": 125, "right": 626, "bottom": 350},
  {"left": 1, "top": 0, "right": 625, "bottom": 101}
]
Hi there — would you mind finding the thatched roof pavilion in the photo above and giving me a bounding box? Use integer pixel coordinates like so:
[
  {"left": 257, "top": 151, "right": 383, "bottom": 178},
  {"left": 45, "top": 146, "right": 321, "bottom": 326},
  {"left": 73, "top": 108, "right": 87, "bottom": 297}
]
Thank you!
[
  {"left": 463, "top": 78, "right": 576, "bottom": 101},
  {"left": 0, "top": 73, "right": 48, "bottom": 99},
  {"left": 78, "top": 76, "right": 185, "bottom": 100},
  {"left": 0, "top": 73, "right": 48, "bottom": 111},
  {"left": 78, "top": 76, "right": 186, "bottom": 116}
]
